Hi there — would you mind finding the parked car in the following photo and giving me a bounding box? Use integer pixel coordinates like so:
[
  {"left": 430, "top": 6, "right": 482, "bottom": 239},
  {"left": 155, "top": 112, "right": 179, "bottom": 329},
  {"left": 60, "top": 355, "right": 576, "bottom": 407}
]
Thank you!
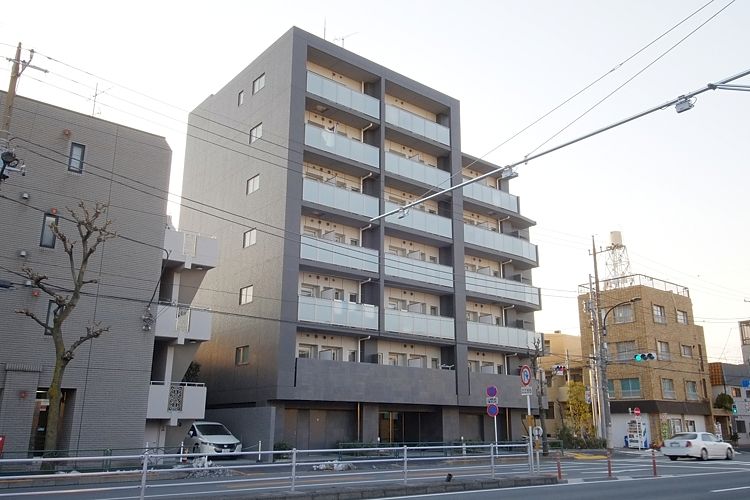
[
  {"left": 661, "top": 432, "right": 733, "bottom": 461},
  {"left": 185, "top": 421, "right": 242, "bottom": 457}
]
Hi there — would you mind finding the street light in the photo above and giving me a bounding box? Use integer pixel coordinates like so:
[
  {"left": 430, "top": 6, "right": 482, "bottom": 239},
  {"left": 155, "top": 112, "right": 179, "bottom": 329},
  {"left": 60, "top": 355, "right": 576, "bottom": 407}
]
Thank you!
[{"left": 600, "top": 296, "right": 641, "bottom": 452}]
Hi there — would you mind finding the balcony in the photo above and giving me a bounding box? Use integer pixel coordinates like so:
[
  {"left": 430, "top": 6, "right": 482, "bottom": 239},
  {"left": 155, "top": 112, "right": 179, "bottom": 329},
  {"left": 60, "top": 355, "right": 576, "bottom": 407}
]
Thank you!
[
  {"left": 298, "top": 295, "right": 378, "bottom": 330},
  {"left": 385, "top": 201, "right": 452, "bottom": 238},
  {"left": 384, "top": 309, "right": 455, "bottom": 340},
  {"left": 304, "top": 123, "right": 379, "bottom": 168},
  {"left": 155, "top": 303, "right": 212, "bottom": 344},
  {"left": 463, "top": 224, "right": 537, "bottom": 263},
  {"left": 385, "top": 105, "right": 450, "bottom": 145},
  {"left": 465, "top": 271, "right": 540, "bottom": 308},
  {"left": 384, "top": 152, "right": 450, "bottom": 186},
  {"left": 462, "top": 181, "right": 519, "bottom": 213},
  {"left": 466, "top": 322, "right": 539, "bottom": 350},
  {"left": 147, "top": 382, "right": 206, "bottom": 424},
  {"left": 307, "top": 71, "right": 380, "bottom": 119},
  {"left": 163, "top": 228, "right": 218, "bottom": 270},
  {"left": 302, "top": 178, "right": 379, "bottom": 218},
  {"left": 385, "top": 254, "right": 453, "bottom": 288},
  {"left": 301, "top": 235, "right": 378, "bottom": 273}
]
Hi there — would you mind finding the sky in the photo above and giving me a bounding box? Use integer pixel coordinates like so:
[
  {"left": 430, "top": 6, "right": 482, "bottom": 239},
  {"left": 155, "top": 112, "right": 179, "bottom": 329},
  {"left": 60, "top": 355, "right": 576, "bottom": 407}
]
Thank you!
[{"left": 2, "top": 0, "right": 748, "bottom": 362}]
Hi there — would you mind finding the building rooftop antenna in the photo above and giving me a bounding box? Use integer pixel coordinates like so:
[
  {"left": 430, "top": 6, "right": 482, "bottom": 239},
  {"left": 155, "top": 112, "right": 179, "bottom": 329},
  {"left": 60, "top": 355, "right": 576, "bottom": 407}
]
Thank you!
[{"left": 604, "top": 231, "right": 633, "bottom": 289}]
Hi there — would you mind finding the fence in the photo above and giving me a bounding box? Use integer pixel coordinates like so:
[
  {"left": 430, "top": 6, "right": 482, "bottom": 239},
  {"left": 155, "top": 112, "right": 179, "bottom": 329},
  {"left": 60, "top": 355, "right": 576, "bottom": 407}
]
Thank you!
[{"left": 0, "top": 442, "right": 534, "bottom": 499}]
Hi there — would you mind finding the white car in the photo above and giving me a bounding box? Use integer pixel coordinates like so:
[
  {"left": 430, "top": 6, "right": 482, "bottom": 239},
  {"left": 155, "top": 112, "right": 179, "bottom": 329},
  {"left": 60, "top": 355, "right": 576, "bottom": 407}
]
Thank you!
[
  {"left": 185, "top": 421, "right": 242, "bottom": 458},
  {"left": 661, "top": 432, "right": 734, "bottom": 461}
]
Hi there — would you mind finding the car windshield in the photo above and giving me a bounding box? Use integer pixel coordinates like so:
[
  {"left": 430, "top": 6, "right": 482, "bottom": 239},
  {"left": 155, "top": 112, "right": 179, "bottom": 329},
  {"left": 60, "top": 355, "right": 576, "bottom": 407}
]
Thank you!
[
  {"left": 196, "top": 424, "right": 232, "bottom": 436},
  {"left": 670, "top": 433, "right": 698, "bottom": 440}
]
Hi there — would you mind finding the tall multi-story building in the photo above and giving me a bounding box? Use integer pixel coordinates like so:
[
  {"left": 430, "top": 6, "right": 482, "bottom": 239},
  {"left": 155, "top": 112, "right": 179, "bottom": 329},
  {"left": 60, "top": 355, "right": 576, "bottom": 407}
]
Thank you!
[
  {"left": 0, "top": 92, "right": 215, "bottom": 455},
  {"left": 578, "top": 274, "right": 713, "bottom": 448},
  {"left": 180, "top": 27, "right": 542, "bottom": 448}
]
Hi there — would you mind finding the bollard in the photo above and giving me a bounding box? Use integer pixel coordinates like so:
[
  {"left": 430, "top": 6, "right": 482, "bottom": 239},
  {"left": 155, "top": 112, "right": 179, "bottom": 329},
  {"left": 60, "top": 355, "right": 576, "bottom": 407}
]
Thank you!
[
  {"left": 490, "top": 443, "right": 496, "bottom": 479},
  {"left": 556, "top": 451, "right": 562, "bottom": 480},
  {"left": 651, "top": 448, "right": 657, "bottom": 477},
  {"left": 461, "top": 436, "right": 466, "bottom": 456},
  {"left": 139, "top": 452, "right": 149, "bottom": 500},
  {"left": 258, "top": 440, "right": 262, "bottom": 462},
  {"left": 403, "top": 445, "right": 408, "bottom": 485},
  {"left": 607, "top": 451, "right": 612, "bottom": 478},
  {"left": 291, "top": 448, "right": 297, "bottom": 492}
]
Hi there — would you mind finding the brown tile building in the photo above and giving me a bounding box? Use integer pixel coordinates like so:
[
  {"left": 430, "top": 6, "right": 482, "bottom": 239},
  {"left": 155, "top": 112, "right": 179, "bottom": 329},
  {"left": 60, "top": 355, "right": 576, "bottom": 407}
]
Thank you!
[{"left": 578, "top": 275, "right": 713, "bottom": 448}]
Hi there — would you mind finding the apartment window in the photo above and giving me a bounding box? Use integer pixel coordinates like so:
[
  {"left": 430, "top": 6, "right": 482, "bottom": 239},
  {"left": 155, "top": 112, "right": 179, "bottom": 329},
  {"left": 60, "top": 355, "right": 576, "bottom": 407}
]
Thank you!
[
  {"left": 300, "top": 284, "right": 318, "bottom": 297},
  {"left": 298, "top": 344, "right": 317, "bottom": 359},
  {"left": 620, "top": 378, "right": 641, "bottom": 398},
  {"left": 480, "top": 361, "right": 495, "bottom": 374},
  {"left": 349, "top": 238, "right": 359, "bottom": 246},
  {"left": 742, "top": 322, "right": 750, "bottom": 345},
  {"left": 252, "top": 73, "right": 265, "bottom": 94},
  {"left": 237, "top": 90, "right": 245, "bottom": 106},
  {"left": 613, "top": 303, "right": 635, "bottom": 324},
  {"left": 658, "top": 341, "right": 671, "bottom": 361},
  {"left": 347, "top": 350, "right": 357, "bottom": 362},
  {"left": 731, "top": 387, "right": 742, "bottom": 398},
  {"left": 431, "top": 358, "right": 440, "bottom": 369},
  {"left": 388, "top": 352, "right": 405, "bottom": 366},
  {"left": 685, "top": 381, "right": 699, "bottom": 401},
  {"left": 246, "top": 174, "right": 260, "bottom": 194},
  {"left": 235, "top": 345, "right": 250, "bottom": 365},
  {"left": 736, "top": 420, "right": 747, "bottom": 434},
  {"left": 348, "top": 293, "right": 358, "bottom": 303},
  {"left": 681, "top": 344, "right": 693, "bottom": 358},
  {"left": 746, "top": 389, "right": 750, "bottom": 399},
  {"left": 652, "top": 304, "right": 666, "bottom": 324},
  {"left": 607, "top": 380, "right": 615, "bottom": 398},
  {"left": 467, "top": 360, "right": 480, "bottom": 372},
  {"left": 676, "top": 310, "right": 689, "bottom": 325},
  {"left": 662, "top": 378, "right": 676, "bottom": 399},
  {"left": 616, "top": 341, "right": 636, "bottom": 361},
  {"left": 319, "top": 346, "right": 342, "bottom": 361},
  {"left": 408, "top": 355, "right": 427, "bottom": 368},
  {"left": 239, "top": 285, "right": 253, "bottom": 305},
  {"left": 544, "top": 339, "right": 551, "bottom": 355},
  {"left": 40, "top": 213, "right": 59, "bottom": 248},
  {"left": 249, "top": 123, "right": 263, "bottom": 143},
  {"left": 45, "top": 300, "right": 60, "bottom": 335},
  {"left": 242, "top": 229, "right": 257, "bottom": 248},
  {"left": 429, "top": 306, "right": 438, "bottom": 316},
  {"left": 68, "top": 142, "right": 85, "bottom": 173}
]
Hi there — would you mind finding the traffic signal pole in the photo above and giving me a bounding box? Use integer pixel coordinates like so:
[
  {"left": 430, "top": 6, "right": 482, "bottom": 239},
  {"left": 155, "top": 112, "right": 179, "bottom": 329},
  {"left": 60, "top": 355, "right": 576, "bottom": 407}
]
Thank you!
[{"left": 591, "top": 236, "right": 613, "bottom": 452}]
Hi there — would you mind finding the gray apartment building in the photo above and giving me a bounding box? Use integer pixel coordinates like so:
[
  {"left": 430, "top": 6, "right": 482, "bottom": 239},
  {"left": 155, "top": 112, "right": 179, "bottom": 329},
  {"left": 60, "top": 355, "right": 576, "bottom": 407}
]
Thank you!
[
  {"left": 0, "top": 92, "right": 216, "bottom": 455},
  {"left": 181, "top": 27, "right": 542, "bottom": 448}
]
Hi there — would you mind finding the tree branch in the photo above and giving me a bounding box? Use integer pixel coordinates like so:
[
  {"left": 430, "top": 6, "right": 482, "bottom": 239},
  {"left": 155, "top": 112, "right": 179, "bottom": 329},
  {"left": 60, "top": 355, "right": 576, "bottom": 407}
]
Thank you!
[
  {"left": 15, "top": 308, "right": 51, "bottom": 333},
  {"left": 63, "top": 323, "right": 110, "bottom": 361}
]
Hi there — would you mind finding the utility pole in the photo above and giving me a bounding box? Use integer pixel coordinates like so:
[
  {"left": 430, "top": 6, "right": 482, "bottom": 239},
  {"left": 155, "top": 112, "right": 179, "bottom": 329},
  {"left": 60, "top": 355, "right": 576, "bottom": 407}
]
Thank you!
[
  {"left": 591, "top": 236, "right": 613, "bottom": 452},
  {"left": 0, "top": 43, "right": 23, "bottom": 145},
  {"left": 531, "top": 338, "right": 549, "bottom": 455}
]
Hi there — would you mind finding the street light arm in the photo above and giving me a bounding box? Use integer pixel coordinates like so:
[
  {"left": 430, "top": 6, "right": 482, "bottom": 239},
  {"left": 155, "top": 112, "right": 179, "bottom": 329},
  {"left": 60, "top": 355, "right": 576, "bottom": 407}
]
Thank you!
[{"left": 602, "top": 297, "right": 641, "bottom": 333}]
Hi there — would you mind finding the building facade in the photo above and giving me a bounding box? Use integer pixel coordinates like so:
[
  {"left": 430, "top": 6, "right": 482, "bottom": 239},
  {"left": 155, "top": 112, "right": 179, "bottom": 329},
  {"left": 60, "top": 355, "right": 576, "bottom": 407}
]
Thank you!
[
  {"left": 180, "top": 27, "right": 542, "bottom": 448},
  {"left": 539, "top": 332, "right": 585, "bottom": 436},
  {"left": 578, "top": 274, "right": 713, "bottom": 448},
  {"left": 0, "top": 92, "right": 211, "bottom": 455},
  {"left": 709, "top": 362, "right": 750, "bottom": 446}
]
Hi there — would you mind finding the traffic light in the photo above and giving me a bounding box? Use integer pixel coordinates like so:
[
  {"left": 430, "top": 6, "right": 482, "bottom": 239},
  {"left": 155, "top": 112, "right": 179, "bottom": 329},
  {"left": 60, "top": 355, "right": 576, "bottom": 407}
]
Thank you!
[
  {"left": 732, "top": 404, "right": 738, "bottom": 414},
  {"left": 634, "top": 352, "right": 656, "bottom": 361}
]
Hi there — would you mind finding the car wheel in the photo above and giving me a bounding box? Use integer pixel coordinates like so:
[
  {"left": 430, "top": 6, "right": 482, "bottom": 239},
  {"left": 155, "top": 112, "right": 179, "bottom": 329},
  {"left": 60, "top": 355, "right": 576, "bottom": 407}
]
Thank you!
[
  {"left": 669, "top": 456, "right": 678, "bottom": 461},
  {"left": 700, "top": 448, "right": 708, "bottom": 461},
  {"left": 726, "top": 448, "right": 734, "bottom": 460}
]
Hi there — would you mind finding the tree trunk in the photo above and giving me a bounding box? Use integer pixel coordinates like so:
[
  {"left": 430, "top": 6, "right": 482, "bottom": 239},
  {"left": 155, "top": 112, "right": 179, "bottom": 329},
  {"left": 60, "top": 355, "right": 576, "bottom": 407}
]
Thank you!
[{"left": 44, "top": 358, "right": 67, "bottom": 457}]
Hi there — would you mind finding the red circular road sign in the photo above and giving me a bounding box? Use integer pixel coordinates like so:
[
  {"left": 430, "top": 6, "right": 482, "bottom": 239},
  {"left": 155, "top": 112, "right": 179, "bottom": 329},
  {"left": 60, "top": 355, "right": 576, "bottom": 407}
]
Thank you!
[
  {"left": 486, "top": 385, "right": 498, "bottom": 397},
  {"left": 487, "top": 404, "right": 499, "bottom": 417},
  {"left": 634, "top": 407, "right": 641, "bottom": 417},
  {"left": 520, "top": 365, "right": 532, "bottom": 386}
]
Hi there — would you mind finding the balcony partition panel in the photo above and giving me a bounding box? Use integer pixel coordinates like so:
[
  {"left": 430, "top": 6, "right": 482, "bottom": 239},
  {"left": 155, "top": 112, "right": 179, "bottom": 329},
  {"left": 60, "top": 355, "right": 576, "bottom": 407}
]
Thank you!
[
  {"left": 465, "top": 271, "right": 540, "bottom": 307},
  {"left": 466, "top": 322, "right": 539, "bottom": 350},
  {"left": 463, "top": 224, "right": 537, "bottom": 262},
  {"left": 304, "top": 123, "right": 379, "bottom": 167},
  {"left": 385, "top": 104, "right": 450, "bottom": 145},
  {"left": 384, "top": 309, "right": 455, "bottom": 340},
  {"left": 298, "top": 295, "right": 378, "bottom": 330},
  {"left": 301, "top": 235, "right": 379, "bottom": 272},
  {"left": 307, "top": 71, "right": 380, "bottom": 119},
  {"left": 384, "top": 152, "right": 450, "bottom": 186},
  {"left": 462, "top": 181, "right": 519, "bottom": 213},
  {"left": 302, "top": 178, "right": 380, "bottom": 218},
  {"left": 385, "top": 254, "right": 453, "bottom": 288},
  {"left": 385, "top": 201, "right": 452, "bottom": 238}
]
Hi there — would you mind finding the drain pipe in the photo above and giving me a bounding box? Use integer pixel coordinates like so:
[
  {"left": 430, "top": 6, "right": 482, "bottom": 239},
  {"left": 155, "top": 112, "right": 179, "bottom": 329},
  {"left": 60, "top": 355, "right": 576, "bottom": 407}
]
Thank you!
[
  {"left": 357, "top": 335, "right": 372, "bottom": 363},
  {"left": 361, "top": 122, "right": 374, "bottom": 142},
  {"left": 500, "top": 259, "right": 512, "bottom": 279},
  {"left": 358, "top": 278, "right": 372, "bottom": 306},
  {"left": 359, "top": 224, "right": 372, "bottom": 247},
  {"left": 360, "top": 172, "right": 373, "bottom": 193}
]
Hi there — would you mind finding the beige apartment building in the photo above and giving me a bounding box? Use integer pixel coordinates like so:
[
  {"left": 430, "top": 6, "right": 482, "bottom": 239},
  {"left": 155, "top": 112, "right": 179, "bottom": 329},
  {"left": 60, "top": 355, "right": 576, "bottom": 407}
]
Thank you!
[
  {"left": 540, "top": 332, "right": 585, "bottom": 436},
  {"left": 578, "top": 275, "right": 713, "bottom": 448}
]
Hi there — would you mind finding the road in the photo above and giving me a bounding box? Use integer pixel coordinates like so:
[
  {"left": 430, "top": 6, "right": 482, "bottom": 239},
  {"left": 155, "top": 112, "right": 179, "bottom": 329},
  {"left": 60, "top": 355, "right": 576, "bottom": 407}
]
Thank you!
[{"left": 1, "top": 451, "right": 749, "bottom": 499}]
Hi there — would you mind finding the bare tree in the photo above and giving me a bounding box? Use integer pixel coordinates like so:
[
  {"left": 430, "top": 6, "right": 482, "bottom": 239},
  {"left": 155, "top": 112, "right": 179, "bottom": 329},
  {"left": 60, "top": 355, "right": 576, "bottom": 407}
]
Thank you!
[{"left": 15, "top": 201, "right": 116, "bottom": 455}]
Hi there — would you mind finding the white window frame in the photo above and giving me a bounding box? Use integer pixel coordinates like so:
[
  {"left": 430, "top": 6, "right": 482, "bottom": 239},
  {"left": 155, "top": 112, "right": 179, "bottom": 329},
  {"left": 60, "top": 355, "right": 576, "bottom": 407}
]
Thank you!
[
  {"left": 652, "top": 304, "right": 667, "bottom": 324},
  {"left": 68, "top": 142, "right": 85, "bottom": 173},
  {"left": 661, "top": 378, "right": 676, "bottom": 399},
  {"left": 40, "top": 213, "right": 58, "bottom": 249},
  {"left": 235, "top": 345, "right": 250, "bottom": 365},
  {"left": 242, "top": 229, "right": 257, "bottom": 248},
  {"left": 237, "top": 90, "right": 245, "bottom": 106},
  {"left": 252, "top": 73, "right": 266, "bottom": 94},
  {"left": 250, "top": 123, "right": 263, "bottom": 143},
  {"left": 658, "top": 341, "right": 671, "bottom": 361},
  {"left": 676, "top": 309, "right": 689, "bottom": 325},
  {"left": 246, "top": 174, "right": 260, "bottom": 194},
  {"left": 685, "top": 380, "right": 699, "bottom": 401},
  {"left": 681, "top": 344, "right": 694, "bottom": 358},
  {"left": 620, "top": 378, "right": 641, "bottom": 398},
  {"left": 239, "top": 285, "right": 253, "bottom": 305}
]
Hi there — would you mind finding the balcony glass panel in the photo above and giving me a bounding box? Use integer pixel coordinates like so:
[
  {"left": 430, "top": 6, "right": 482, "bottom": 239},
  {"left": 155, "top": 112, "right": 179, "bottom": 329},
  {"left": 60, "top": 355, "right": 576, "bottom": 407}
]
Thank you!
[
  {"left": 384, "top": 309, "right": 455, "bottom": 340},
  {"left": 466, "top": 322, "right": 539, "bottom": 350},
  {"left": 463, "top": 224, "right": 537, "bottom": 262},
  {"left": 298, "top": 295, "right": 378, "bottom": 330},
  {"left": 301, "top": 235, "right": 378, "bottom": 272},
  {"left": 384, "top": 152, "right": 451, "bottom": 186},
  {"left": 304, "top": 123, "right": 379, "bottom": 167},
  {"left": 462, "top": 181, "right": 519, "bottom": 213},
  {"left": 303, "top": 178, "right": 379, "bottom": 218},
  {"left": 465, "top": 272, "right": 540, "bottom": 307},
  {"left": 385, "top": 254, "right": 453, "bottom": 288},
  {"left": 385, "top": 105, "right": 450, "bottom": 145},
  {"left": 307, "top": 71, "right": 380, "bottom": 119},
  {"left": 385, "top": 201, "right": 452, "bottom": 238}
]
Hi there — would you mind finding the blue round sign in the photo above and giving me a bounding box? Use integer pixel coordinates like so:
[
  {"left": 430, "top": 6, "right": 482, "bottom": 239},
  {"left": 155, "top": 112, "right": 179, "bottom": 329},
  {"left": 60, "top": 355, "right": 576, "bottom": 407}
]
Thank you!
[{"left": 487, "top": 404, "right": 499, "bottom": 417}]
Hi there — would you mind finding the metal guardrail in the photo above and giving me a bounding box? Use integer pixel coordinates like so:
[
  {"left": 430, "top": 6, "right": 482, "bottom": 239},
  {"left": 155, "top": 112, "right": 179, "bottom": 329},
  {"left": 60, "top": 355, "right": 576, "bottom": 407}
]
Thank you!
[{"left": 0, "top": 443, "right": 534, "bottom": 499}]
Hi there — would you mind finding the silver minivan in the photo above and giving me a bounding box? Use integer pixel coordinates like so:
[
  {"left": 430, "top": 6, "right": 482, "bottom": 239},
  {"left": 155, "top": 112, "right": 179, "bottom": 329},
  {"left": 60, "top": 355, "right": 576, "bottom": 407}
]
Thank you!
[{"left": 185, "top": 421, "right": 242, "bottom": 457}]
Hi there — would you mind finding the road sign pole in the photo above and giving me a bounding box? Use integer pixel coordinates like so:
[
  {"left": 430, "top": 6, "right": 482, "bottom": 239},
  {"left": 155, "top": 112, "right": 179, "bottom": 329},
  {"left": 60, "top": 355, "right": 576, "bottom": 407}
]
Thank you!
[
  {"left": 494, "top": 415, "right": 498, "bottom": 445},
  {"left": 527, "top": 393, "right": 533, "bottom": 473}
]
